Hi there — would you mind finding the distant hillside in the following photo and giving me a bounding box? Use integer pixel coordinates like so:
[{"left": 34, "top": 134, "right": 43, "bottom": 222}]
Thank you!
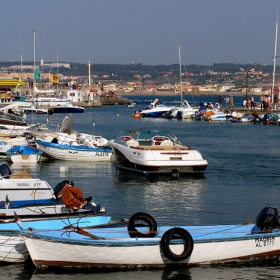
[{"left": 0, "top": 61, "right": 274, "bottom": 83}]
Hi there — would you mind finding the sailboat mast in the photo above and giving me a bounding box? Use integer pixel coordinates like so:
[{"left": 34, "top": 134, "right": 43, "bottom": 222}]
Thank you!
[
  {"left": 88, "top": 61, "right": 91, "bottom": 87},
  {"left": 178, "top": 44, "right": 183, "bottom": 105},
  {"left": 20, "top": 54, "right": 22, "bottom": 96},
  {"left": 33, "top": 30, "right": 36, "bottom": 86},
  {"left": 272, "top": 17, "right": 278, "bottom": 101}
]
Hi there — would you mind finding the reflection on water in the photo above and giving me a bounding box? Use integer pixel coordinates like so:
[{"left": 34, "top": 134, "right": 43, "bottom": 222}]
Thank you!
[
  {"left": 3, "top": 97, "right": 280, "bottom": 279},
  {"left": 2, "top": 260, "right": 279, "bottom": 280},
  {"left": 116, "top": 170, "right": 208, "bottom": 225}
]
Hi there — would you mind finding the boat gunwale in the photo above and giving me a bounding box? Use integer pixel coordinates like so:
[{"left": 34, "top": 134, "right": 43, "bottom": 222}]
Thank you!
[{"left": 24, "top": 225, "right": 280, "bottom": 247}]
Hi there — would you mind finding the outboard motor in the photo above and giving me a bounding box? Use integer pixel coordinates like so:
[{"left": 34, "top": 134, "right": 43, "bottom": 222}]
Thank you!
[
  {"left": 53, "top": 180, "right": 74, "bottom": 200},
  {"left": 256, "top": 206, "right": 280, "bottom": 230},
  {"left": 0, "top": 164, "right": 12, "bottom": 178},
  {"left": 176, "top": 111, "right": 183, "bottom": 119}
]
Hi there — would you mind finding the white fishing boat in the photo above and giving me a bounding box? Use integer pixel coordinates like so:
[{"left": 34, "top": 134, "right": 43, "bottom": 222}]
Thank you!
[
  {"left": 35, "top": 139, "right": 114, "bottom": 162},
  {"left": 32, "top": 116, "right": 109, "bottom": 148},
  {"left": 108, "top": 129, "right": 207, "bottom": 176},
  {"left": 0, "top": 205, "right": 110, "bottom": 263},
  {"left": 6, "top": 146, "right": 42, "bottom": 164},
  {"left": 0, "top": 164, "right": 56, "bottom": 208},
  {"left": 25, "top": 207, "right": 280, "bottom": 268},
  {"left": 0, "top": 175, "right": 111, "bottom": 263}
]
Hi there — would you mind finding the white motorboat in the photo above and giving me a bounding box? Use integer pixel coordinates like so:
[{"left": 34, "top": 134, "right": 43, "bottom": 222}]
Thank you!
[
  {"left": 22, "top": 105, "right": 48, "bottom": 114},
  {"left": 124, "top": 102, "right": 136, "bottom": 108},
  {"left": 204, "top": 109, "right": 234, "bottom": 121},
  {"left": 164, "top": 100, "right": 197, "bottom": 119},
  {"left": 139, "top": 104, "right": 173, "bottom": 118},
  {"left": 108, "top": 129, "right": 207, "bottom": 176},
  {"left": 30, "top": 97, "right": 84, "bottom": 113}
]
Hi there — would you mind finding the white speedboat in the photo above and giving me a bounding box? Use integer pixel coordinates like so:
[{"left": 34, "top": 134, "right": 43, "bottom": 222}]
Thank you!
[
  {"left": 108, "top": 130, "right": 207, "bottom": 176},
  {"left": 140, "top": 105, "right": 173, "bottom": 118},
  {"left": 31, "top": 97, "right": 84, "bottom": 113},
  {"left": 164, "top": 100, "right": 198, "bottom": 119},
  {"left": 204, "top": 110, "right": 234, "bottom": 121},
  {"left": 124, "top": 102, "right": 136, "bottom": 108}
]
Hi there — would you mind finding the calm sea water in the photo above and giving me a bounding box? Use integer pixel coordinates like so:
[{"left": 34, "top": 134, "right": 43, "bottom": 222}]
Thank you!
[{"left": 2, "top": 94, "right": 280, "bottom": 279}]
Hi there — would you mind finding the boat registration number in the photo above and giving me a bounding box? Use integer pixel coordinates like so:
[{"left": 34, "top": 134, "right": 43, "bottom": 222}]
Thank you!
[
  {"left": 255, "top": 237, "right": 275, "bottom": 247},
  {"left": 95, "top": 152, "right": 109, "bottom": 157}
]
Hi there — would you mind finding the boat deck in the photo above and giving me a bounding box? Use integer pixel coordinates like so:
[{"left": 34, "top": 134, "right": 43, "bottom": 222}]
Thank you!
[{"left": 131, "top": 145, "right": 192, "bottom": 151}]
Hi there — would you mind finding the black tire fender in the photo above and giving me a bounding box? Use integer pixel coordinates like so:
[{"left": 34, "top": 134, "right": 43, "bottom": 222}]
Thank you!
[
  {"left": 127, "top": 212, "right": 157, "bottom": 238},
  {"left": 160, "top": 227, "right": 194, "bottom": 262}
]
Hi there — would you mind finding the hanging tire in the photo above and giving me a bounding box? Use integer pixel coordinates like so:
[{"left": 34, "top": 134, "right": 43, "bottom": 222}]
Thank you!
[
  {"left": 160, "top": 228, "right": 193, "bottom": 262},
  {"left": 127, "top": 212, "right": 157, "bottom": 238}
]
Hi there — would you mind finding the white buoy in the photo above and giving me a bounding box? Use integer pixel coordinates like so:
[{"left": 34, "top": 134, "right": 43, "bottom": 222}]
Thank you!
[{"left": 60, "top": 166, "right": 69, "bottom": 172}]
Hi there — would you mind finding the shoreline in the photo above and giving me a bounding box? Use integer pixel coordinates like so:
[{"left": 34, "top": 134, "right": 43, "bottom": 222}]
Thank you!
[{"left": 120, "top": 91, "right": 257, "bottom": 97}]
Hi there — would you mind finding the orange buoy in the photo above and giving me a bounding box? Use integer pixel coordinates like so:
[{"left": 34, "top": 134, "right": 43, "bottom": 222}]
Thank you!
[{"left": 134, "top": 113, "right": 141, "bottom": 118}]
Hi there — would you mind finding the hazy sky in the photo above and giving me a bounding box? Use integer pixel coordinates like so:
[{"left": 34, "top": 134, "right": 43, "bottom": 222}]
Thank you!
[{"left": 1, "top": 0, "right": 280, "bottom": 66}]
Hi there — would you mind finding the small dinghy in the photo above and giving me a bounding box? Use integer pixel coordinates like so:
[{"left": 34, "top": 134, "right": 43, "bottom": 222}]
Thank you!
[{"left": 6, "top": 146, "right": 42, "bottom": 164}]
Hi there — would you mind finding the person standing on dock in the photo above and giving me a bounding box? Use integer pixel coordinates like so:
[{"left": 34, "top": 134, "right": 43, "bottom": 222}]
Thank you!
[
  {"left": 251, "top": 95, "right": 255, "bottom": 109},
  {"left": 263, "top": 95, "right": 268, "bottom": 110},
  {"left": 229, "top": 95, "right": 234, "bottom": 110},
  {"left": 224, "top": 95, "right": 230, "bottom": 108},
  {"left": 218, "top": 95, "right": 223, "bottom": 108},
  {"left": 260, "top": 94, "right": 265, "bottom": 110}
]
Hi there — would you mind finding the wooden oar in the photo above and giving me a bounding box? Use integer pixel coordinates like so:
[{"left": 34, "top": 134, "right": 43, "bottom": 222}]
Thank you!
[{"left": 74, "top": 227, "right": 105, "bottom": 240}]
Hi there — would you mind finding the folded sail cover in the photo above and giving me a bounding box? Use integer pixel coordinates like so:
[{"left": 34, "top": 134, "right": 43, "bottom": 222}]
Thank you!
[
  {"left": 50, "top": 74, "right": 60, "bottom": 83},
  {"left": 0, "top": 79, "right": 25, "bottom": 86},
  {"left": 34, "top": 70, "right": 40, "bottom": 81}
]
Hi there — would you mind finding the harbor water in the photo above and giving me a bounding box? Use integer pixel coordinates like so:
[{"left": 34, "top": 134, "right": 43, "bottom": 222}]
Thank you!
[{"left": 2, "top": 94, "right": 280, "bottom": 279}]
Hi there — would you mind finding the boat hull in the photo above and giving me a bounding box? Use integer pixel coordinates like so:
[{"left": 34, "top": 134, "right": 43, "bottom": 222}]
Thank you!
[
  {"left": 110, "top": 144, "right": 207, "bottom": 176},
  {"left": 0, "top": 177, "right": 55, "bottom": 208},
  {"left": 25, "top": 224, "right": 280, "bottom": 268},
  {"left": 6, "top": 146, "right": 42, "bottom": 163},
  {"left": 140, "top": 106, "right": 172, "bottom": 118},
  {"left": 52, "top": 107, "right": 84, "bottom": 113},
  {"left": 36, "top": 139, "right": 113, "bottom": 162},
  {"left": 0, "top": 214, "right": 111, "bottom": 263},
  {"left": 0, "top": 232, "right": 28, "bottom": 263}
]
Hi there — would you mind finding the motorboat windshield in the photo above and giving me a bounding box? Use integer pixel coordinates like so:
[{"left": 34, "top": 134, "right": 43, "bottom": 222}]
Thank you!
[{"left": 114, "top": 130, "right": 183, "bottom": 146}]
